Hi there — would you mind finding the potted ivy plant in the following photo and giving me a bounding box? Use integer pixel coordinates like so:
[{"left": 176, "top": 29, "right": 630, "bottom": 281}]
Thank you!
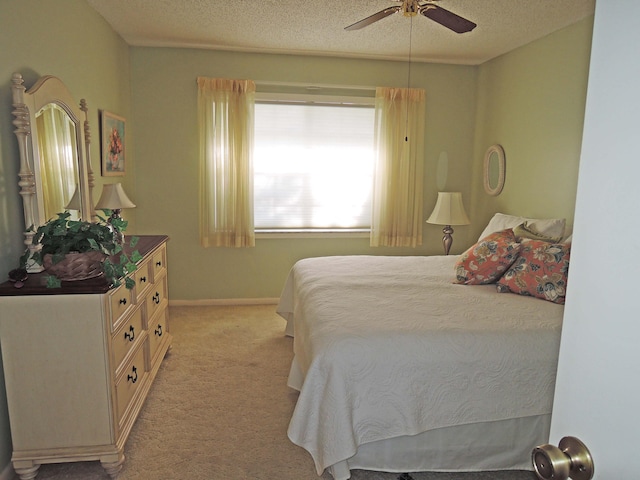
[{"left": 24, "top": 211, "right": 141, "bottom": 289}]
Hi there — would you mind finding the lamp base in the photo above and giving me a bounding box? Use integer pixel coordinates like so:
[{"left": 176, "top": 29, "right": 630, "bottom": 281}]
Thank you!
[{"left": 442, "top": 225, "right": 454, "bottom": 255}]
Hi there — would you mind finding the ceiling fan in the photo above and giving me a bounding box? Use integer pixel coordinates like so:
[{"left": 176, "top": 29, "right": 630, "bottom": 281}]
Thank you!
[{"left": 345, "top": 0, "right": 476, "bottom": 34}]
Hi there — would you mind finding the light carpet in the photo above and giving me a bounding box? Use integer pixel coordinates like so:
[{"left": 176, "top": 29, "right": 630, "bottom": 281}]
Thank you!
[{"left": 24, "top": 305, "right": 538, "bottom": 480}]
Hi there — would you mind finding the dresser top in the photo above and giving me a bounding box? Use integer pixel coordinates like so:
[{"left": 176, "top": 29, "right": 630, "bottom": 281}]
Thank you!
[{"left": 0, "top": 235, "right": 168, "bottom": 296}]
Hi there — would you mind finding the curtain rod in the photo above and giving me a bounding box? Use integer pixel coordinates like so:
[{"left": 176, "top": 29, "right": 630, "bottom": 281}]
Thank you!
[
  {"left": 195, "top": 78, "right": 377, "bottom": 92},
  {"left": 255, "top": 80, "right": 376, "bottom": 91}
]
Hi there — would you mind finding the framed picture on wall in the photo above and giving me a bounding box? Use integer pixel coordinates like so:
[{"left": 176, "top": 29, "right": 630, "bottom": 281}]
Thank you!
[{"left": 100, "top": 110, "right": 126, "bottom": 176}]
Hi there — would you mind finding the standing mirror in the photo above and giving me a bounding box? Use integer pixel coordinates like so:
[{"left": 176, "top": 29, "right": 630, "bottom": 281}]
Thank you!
[
  {"left": 11, "top": 73, "right": 95, "bottom": 272},
  {"left": 483, "top": 144, "right": 506, "bottom": 196}
]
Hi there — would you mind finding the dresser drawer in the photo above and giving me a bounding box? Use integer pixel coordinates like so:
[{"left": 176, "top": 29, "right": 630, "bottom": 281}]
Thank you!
[
  {"left": 115, "top": 343, "right": 146, "bottom": 424},
  {"left": 112, "top": 306, "right": 144, "bottom": 372},
  {"left": 108, "top": 283, "right": 132, "bottom": 329},
  {"left": 133, "top": 260, "right": 152, "bottom": 303},
  {"left": 146, "top": 274, "right": 167, "bottom": 321},
  {"left": 151, "top": 245, "right": 167, "bottom": 281},
  {"left": 148, "top": 307, "right": 169, "bottom": 366}
]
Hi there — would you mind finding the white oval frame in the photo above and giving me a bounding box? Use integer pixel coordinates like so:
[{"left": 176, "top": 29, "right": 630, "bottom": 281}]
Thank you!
[{"left": 483, "top": 144, "right": 506, "bottom": 196}]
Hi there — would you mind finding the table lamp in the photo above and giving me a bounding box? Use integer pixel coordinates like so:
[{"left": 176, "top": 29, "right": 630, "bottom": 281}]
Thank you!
[
  {"left": 426, "top": 192, "right": 470, "bottom": 255},
  {"left": 95, "top": 183, "right": 136, "bottom": 243}
]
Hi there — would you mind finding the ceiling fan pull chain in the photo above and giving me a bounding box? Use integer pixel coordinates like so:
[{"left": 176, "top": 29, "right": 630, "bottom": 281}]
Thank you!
[{"left": 405, "top": 16, "right": 414, "bottom": 142}]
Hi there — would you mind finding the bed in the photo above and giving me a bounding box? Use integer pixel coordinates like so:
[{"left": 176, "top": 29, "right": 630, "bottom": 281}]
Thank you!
[{"left": 276, "top": 214, "right": 571, "bottom": 479}]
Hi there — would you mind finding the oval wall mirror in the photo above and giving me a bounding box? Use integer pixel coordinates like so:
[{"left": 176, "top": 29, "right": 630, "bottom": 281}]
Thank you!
[{"left": 483, "top": 144, "right": 505, "bottom": 196}]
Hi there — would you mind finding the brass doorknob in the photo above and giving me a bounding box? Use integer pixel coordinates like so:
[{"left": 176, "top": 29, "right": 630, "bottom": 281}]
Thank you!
[{"left": 532, "top": 436, "right": 594, "bottom": 480}]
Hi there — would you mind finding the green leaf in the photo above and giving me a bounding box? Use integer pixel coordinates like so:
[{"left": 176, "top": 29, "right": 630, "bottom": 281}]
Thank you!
[
  {"left": 46, "top": 275, "right": 61, "bottom": 288},
  {"left": 19, "top": 250, "right": 30, "bottom": 268},
  {"left": 103, "top": 260, "right": 115, "bottom": 276},
  {"left": 52, "top": 224, "right": 67, "bottom": 236},
  {"left": 130, "top": 250, "right": 143, "bottom": 263},
  {"left": 110, "top": 217, "right": 128, "bottom": 232},
  {"left": 32, "top": 251, "right": 43, "bottom": 265},
  {"left": 125, "top": 277, "right": 136, "bottom": 290}
]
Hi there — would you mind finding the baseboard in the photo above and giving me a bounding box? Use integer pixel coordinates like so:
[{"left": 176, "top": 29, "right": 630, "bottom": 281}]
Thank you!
[
  {"left": 0, "top": 462, "right": 14, "bottom": 480},
  {"left": 169, "top": 298, "right": 279, "bottom": 306}
]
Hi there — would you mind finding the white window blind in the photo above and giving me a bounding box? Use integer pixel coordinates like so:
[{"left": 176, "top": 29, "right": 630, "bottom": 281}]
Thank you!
[{"left": 254, "top": 97, "right": 375, "bottom": 231}]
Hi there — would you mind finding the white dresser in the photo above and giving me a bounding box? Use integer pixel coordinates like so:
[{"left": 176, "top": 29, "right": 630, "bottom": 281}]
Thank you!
[{"left": 0, "top": 235, "right": 172, "bottom": 479}]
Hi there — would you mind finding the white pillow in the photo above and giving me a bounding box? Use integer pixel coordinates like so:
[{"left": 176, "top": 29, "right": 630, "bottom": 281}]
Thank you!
[{"left": 478, "top": 213, "right": 566, "bottom": 242}]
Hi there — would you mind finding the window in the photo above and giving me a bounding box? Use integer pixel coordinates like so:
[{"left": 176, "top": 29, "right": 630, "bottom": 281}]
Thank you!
[{"left": 253, "top": 94, "right": 375, "bottom": 233}]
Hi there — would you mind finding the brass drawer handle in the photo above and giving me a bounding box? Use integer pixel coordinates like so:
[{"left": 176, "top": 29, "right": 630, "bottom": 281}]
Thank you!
[
  {"left": 127, "top": 365, "right": 138, "bottom": 384},
  {"left": 124, "top": 325, "right": 135, "bottom": 342},
  {"left": 154, "top": 325, "right": 163, "bottom": 337}
]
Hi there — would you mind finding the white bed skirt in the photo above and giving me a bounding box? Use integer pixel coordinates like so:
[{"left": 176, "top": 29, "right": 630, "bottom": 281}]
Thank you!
[
  {"left": 328, "top": 414, "right": 549, "bottom": 480},
  {"left": 289, "top": 351, "right": 549, "bottom": 480}
]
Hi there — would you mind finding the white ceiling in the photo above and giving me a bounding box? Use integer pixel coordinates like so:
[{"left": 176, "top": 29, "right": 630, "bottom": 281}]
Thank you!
[{"left": 85, "top": 0, "right": 595, "bottom": 65}]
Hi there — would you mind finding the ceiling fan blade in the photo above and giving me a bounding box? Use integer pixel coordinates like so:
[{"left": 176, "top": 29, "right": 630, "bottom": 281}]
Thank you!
[
  {"left": 345, "top": 6, "right": 401, "bottom": 31},
  {"left": 420, "top": 4, "right": 476, "bottom": 33}
]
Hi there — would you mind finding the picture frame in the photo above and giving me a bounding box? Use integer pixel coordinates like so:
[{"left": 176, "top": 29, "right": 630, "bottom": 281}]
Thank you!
[{"left": 100, "top": 110, "right": 126, "bottom": 176}]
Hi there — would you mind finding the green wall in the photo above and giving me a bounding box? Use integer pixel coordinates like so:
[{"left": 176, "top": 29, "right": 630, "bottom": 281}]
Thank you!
[
  {"left": 0, "top": 0, "right": 133, "bottom": 473},
  {"left": 470, "top": 17, "right": 594, "bottom": 240}
]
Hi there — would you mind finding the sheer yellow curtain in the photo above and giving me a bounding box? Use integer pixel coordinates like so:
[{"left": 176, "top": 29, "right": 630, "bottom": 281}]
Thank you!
[
  {"left": 370, "top": 87, "right": 426, "bottom": 247},
  {"left": 36, "top": 104, "right": 79, "bottom": 220},
  {"left": 198, "top": 77, "right": 256, "bottom": 247}
]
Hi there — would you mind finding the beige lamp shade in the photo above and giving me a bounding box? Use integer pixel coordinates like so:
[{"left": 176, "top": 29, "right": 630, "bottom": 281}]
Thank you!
[
  {"left": 426, "top": 192, "right": 470, "bottom": 226},
  {"left": 95, "top": 183, "right": 136, "bottom": 210},
  {"left": 426, "top": 192, "right": 470, "bottom": 255},
  {"left": 64, "top": 186, "right": 81, "bottom": 211}
]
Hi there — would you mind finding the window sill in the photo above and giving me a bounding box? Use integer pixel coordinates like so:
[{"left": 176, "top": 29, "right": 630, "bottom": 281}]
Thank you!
[{"left": 256, "top": 229, "right": 370, "bottom": 239}]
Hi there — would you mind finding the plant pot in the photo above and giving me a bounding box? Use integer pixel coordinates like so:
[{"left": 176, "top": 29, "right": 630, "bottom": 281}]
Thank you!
[{"left": 43, "top": 251, "right": 108, "bottom": 281}]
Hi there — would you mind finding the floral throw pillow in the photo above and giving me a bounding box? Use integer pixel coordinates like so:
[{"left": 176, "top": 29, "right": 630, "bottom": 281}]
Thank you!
[
  {"left": 496, "top": 239, "right": 571, "bottom": 304},
  {"left": 454, "top": 229, "right": 521, "bottom": 285}
]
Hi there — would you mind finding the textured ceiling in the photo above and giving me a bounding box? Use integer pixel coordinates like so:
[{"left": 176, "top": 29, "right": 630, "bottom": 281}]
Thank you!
[{"left": 85, "top": 0, "right": 595, "bottom": 64}]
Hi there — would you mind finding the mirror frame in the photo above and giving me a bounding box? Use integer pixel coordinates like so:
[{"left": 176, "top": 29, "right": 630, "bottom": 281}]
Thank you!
[
  {"left": 11, "top": 73, "right": 96, "bottom": 272},
  {"left": 483, "top": 144, "right": 506, "bottom": 196}
]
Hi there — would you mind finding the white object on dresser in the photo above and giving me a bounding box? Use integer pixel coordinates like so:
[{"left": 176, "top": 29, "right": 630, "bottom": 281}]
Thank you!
[{"left": 0, "top": 235, "right": 172, "bottom": 480}]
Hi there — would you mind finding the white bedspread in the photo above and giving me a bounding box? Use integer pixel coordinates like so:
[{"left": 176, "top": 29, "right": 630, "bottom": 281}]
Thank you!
[{"left": 277, "top": 255, "right": 564, "bottom": 476}]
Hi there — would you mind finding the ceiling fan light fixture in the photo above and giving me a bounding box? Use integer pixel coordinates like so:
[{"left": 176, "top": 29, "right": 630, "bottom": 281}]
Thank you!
[
  {"left": 345, "top": 0, "right": 476, "bottom": 34},
  {"left": 403, "top": 0, "right": 419, "bottom": 17}
]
